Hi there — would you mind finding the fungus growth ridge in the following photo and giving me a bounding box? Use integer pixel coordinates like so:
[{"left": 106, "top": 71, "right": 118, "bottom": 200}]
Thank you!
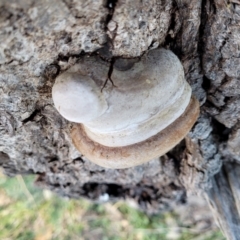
[{"left": 52, "top": 49, "right": 200, "bottom": 169}]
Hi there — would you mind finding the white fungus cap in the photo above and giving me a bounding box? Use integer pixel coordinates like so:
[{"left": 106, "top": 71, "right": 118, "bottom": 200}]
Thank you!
[{"left": 52, "top": 49, "right": 200, "bottom": 168}]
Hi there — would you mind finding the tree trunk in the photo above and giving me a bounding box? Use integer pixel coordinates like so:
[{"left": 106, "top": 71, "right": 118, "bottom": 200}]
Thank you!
[{"left": 1, "top": 0, "right": 240, "bottom": 238}]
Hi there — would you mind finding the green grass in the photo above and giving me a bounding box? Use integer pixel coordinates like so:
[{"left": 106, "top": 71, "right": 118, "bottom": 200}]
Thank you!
[{"left": 0, "top": 173, "right": 224, "bottom": 240}]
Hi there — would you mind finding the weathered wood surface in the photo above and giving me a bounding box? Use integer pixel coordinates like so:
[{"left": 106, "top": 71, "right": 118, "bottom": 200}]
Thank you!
[
  {"left": 1, "top": 0, "right": 240, "bottom": 238},
  {"left": 205, "top": 162, "right": 240, "bottom": 240}
]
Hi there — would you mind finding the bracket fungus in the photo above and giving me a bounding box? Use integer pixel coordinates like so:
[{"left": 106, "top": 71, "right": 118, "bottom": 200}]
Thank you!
[{"left": 52, "top": 48, "right": 200, "bottom": 169}]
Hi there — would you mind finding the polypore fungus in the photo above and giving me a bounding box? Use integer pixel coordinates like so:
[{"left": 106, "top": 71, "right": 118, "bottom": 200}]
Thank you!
[{"left": 52, "top": 48, "right": 200, "bottom": 169}]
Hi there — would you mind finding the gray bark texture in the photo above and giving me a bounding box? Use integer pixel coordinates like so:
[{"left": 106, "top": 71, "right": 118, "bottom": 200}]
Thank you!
[{"left": 0, "top": 0, "right": 240, "bottom": 238}]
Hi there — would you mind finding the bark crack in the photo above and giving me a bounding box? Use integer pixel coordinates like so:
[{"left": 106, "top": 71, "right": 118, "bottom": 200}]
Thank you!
[
  {"left": 99, "top": 0, "right": 118, "bottom": 91},
  {"left": 105, "top": 0, "right": 118, "bottom": 28}
]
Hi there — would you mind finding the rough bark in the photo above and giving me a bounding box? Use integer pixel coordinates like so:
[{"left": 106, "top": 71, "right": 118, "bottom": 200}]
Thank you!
[
  {"left": 206, "top": 162, "right": 240, "bottom": 240},
  {"left": 1, "top": 0, "right": 240, "bottom": 237}
]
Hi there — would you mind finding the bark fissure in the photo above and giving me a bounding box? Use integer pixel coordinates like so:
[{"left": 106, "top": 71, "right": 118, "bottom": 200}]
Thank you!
[{"left": 105, "top": 0, "right": 118, "bottom": 28}]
